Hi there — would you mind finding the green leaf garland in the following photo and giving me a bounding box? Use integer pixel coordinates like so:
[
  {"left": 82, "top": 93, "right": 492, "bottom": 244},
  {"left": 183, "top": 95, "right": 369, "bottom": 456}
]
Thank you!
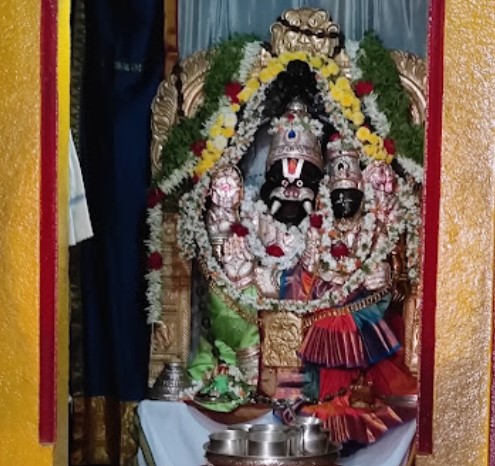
[
  {"left": 357, "top": 32, "right": 424, "bottom": 165},
  {"left": 153, "top": 34, "right": 258, "bottom": 188}
]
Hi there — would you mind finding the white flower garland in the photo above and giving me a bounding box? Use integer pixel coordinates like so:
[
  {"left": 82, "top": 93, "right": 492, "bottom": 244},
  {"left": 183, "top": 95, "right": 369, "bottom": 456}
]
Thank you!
[
  {"left": 397, "top": 154, "right": 424, "bottom": 184},
  {"left": 345, "top": 39, "right": 363, "bottom": 80},
  {"left": 361, "top": 93, "right": 391, "bottom": 137},
  {"left": 157, "top": 157, "right": 197, "bottom": 195},
  {"left": 145, "top": 203, "right": 164, "bottom": 323},
  {"left": 240, "top": 186, "right": 309, "bottom": 271},
  {"left": 237, "top": 41, "right": 263, "bottom": 84}
]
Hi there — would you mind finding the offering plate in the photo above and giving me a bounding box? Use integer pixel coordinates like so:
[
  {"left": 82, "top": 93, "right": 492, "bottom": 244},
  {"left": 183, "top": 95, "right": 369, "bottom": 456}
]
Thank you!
[{"left": 204, "top": 444, "right": 340, "bottom": 466}]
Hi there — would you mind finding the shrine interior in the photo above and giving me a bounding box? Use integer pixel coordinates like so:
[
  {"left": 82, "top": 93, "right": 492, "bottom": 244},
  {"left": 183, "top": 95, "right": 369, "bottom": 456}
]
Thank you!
[
  {"left": 67, "top": 2, "right": 429, "bottom": 465},
  {"left": 4, "top": 1, "right": 495, "bottom": 466}
]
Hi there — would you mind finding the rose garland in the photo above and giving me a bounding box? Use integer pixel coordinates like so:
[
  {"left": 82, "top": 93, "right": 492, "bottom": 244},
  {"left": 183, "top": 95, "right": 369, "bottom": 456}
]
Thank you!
[{"left": 145, "top": 36, "right": 424, "bottom": 323}]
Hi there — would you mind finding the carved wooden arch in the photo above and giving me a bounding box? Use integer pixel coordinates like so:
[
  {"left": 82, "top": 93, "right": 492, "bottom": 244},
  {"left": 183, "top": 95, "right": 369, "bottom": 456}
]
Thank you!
[{"left": 148, "top": 8, "right": 426, "bottom": 386}]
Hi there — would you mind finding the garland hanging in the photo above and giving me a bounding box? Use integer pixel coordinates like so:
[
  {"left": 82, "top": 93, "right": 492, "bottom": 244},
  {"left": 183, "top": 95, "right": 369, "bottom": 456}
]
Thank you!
[
  {"left": 145, "top": 34, "right": 425, "bottom": 324},
  {"left": 357, "top": 32, "right": 424, "bottom": 165},
  {"left": 153, "top": 34, "right": 260, "bottom": 188}
]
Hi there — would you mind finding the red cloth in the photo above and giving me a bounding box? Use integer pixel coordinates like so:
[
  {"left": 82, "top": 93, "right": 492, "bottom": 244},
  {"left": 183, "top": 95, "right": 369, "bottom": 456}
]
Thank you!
[
  {"left": 301, "top": 394, "right": 403, "bottom": 444},
  {"left": 300, "top": 315, "right": 366, "bottom": 367},
  {"left": 320, "top": 367, "right": 360, "bottom": 400},
  {"left": 365, "top": 358, "right": 417, "bottom": 396}
]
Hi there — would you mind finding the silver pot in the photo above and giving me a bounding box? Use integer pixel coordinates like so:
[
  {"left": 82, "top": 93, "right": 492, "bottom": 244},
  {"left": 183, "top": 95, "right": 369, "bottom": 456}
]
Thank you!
[
  {"left": 292, "top": 416, "right": 329, "bottom": 455},
  {"left": 247, "top": 431, "right": 290, "bottom": 457},
  {"left": 209, "top": 430, "right": 247, "bottom": 456},
  {"left": 148, "top": 362, "right": 191, "bottom": 401},
  {"left": 249, "top": 424, "right": 293, "bottom": 434}
]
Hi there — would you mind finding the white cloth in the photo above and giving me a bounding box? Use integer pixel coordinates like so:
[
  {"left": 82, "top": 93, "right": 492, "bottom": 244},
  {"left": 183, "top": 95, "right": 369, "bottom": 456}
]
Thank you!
[
  {"left": 135, "top": 400, "right": 415, "bottom": 466},
  {"left": 136, "top": 401, "right": 276, "bottom": 466},
  {"left": 338, "top": 420, "right": 416, "bottom": 466},
  {"left": 69, "top": 132, "right": 93, "bottom": 245}
]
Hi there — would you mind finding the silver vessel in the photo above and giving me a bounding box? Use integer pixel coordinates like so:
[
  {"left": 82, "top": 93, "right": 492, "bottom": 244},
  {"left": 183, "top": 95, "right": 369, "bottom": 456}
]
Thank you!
[
  {"left": 204, "top": 422, "right": 340, "bottom": 466},
  {"left": 148, "top": 362, "right": 191, "bottom": 401}
]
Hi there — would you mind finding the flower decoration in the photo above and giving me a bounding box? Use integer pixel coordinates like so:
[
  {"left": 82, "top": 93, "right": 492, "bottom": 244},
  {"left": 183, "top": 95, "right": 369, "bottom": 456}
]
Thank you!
[
  {"left": 225, "top": 82, "right": 243, "bottom": 104},
  {"left": 190, "top": 139, "right": 207, "bottom": 157},
  {"left": 266, "top": 244, "right": 285, "bottom": 257},
  {"left": 147, "top": 252, "right": 163, "bottom": 270},
  {"left": 354, "top": 80, "right": 374, "bottom": 97},
  {"left": 147, "top": 188, "right": 165, "bottom": 208},
  {"left": 383, "top": 138, "right": 396, "bottom": 155},
  {"left": 310, "top": 214, "right": 323, "bottom": 229},
  {"left": 144, "top": 35, "right": 424, "bottom": 323},
  {"left": 231, "top": 223, "right": 249, "bottom": 237},
  {"left": 330, "top": 242, "right": 350, "bottom": 259}
]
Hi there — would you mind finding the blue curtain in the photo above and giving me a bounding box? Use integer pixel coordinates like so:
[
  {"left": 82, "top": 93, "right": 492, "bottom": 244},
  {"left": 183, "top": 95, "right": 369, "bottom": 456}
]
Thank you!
[
  {"left": 179, "top": 0, "right": 428, "bottom": 58},
  {"left": 78, "top": 0, "right": 163, "bottom": 401}
]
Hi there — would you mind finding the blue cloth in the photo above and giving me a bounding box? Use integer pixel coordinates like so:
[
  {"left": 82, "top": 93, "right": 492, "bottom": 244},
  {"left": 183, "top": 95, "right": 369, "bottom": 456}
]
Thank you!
[
  {"left": 179, "top": 0, "right": 428, "bottom": 58},
  {"left": 78, "top": 0, "right": 163, "bottom": 400},
  {"left": 352, "top": 294, "right": 401, "bottom": 364}
]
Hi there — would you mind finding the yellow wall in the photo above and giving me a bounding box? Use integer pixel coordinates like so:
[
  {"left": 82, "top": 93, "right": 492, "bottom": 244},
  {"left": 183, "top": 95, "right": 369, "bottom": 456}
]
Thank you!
[
  {"left": 0, "top": 1, "right": 69, "bottom": 465},
  {"left": 416, "top": 0, "right": 495, "bottom": 465},
  {"left": 55, "top": 0, "right": 70, "bottom": 463}
]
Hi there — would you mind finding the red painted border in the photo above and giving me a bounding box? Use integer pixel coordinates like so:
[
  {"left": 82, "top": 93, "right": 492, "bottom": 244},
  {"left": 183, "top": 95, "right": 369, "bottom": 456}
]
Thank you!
[
  {"left": 417, "top": 0, "right": 446, "bottom": 455},
  {"left": 39, "top": 0, "right": 58, "bottom": 444}
]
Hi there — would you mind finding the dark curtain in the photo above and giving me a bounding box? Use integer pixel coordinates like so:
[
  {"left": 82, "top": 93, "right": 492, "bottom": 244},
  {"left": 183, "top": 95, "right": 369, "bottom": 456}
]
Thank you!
[{"left": 71, "top": 0, "right": 164, "bottom": 463}]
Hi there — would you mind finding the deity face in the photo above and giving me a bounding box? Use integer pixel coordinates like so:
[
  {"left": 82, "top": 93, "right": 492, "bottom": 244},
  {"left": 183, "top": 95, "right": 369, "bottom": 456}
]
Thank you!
[
  {"left": 260, "top": 159, "right": 322, "bottom": 226},
  {"left": 330, "top": 188, "right": 364, "bottom": 219},
  {"left": 210, "top": 167, "right": 242, "bottom": 209},
  {"left": 326, "top": 151, "right": 364, "bottom": 219}
]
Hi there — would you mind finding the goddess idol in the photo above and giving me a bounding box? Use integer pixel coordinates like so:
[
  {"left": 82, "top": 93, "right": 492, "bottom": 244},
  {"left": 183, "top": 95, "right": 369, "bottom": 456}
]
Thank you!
[{"left": 146, "top": 7, "right": 424, "bottom": 447}]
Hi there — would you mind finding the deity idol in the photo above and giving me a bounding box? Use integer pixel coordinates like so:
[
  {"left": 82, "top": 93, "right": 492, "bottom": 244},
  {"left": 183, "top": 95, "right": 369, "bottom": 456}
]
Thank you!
[
  {"left": 200, "top": 100, "right": 416, "bottom": 429},
  {"left": 158, "top": 32, "right": 421, "bottom": 449}
]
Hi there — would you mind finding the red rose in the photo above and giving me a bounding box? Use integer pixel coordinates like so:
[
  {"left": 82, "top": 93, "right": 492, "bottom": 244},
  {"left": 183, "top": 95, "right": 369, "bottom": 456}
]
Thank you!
[
  {"left": 383, "top": 138, "right": 396, "bottom": 155},
  {"left": 330, "top": 132, "right": 341, "bottom": 141},
  {"left": 266, "top": 244, "right": 285, "bottom": 257},
  {"left": 190, "top": 139, "right": 207, "bottom": 157},
  {"left": 330, "top": 241, "right": 349, "bottom": 259},
  {"left": 147, "top": 252, "right": 163, "bottom": 270},
  {"left": 310, "top": 214, "right": 323, "bottom": 229},
  {"left": 354, "top": 80, "right": 374, "bottom": 97},
  {"left": 147, "top": 188, "right": 165, "bottom": 208},
  {"left": 287, "top": 113, "right": 295, "bottom": 122},
  {"left": 225, "top": 82, "right": 243, "bottom": 104},
  {"left": 231, "top": 223, "right": 249, "bottom": 237}
]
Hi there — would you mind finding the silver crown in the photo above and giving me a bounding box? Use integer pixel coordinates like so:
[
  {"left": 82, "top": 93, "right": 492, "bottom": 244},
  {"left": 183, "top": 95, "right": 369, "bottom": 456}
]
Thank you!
[
  {"left": 267, "top": 100, "right": 324, "bottom": 171},
  {"left": 326, "top": 148, "right": 363, "bottom": 191}
]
